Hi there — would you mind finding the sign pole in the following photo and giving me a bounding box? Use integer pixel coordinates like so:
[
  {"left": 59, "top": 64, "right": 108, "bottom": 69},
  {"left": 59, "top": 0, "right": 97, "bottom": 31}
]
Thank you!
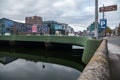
[
  {"left": 102, "top": 4, "right": 105, "bottom": 38},
  {"left": 99, "top": 4, "right": 117, "bottom": 38},
  {"left": 103, "top": 4, "right": 105, "bottom": 19},
  {"left": 95, "top": 0, "right": 98, "bottom": 39}
]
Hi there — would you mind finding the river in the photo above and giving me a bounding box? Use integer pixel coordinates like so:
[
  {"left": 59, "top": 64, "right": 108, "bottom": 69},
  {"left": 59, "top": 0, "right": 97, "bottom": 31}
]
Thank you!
[{"left": 0, "top": 41, "right": 83, "bottom": 80}]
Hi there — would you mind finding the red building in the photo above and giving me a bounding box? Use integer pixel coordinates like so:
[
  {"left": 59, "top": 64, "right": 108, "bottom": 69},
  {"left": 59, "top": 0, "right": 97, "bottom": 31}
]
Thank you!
[{"left": 25, "top": 16, "right": 43, "bottom": 26}]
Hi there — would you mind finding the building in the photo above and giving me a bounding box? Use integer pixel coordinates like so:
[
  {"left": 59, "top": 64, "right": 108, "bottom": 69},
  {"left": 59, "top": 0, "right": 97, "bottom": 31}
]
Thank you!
[
  {"left": 0, "top": 18, "right": 14, "bottom": 35},
  {"left": 61, "top": 23, "right": 68, "bottom": 35},
  {"left": 0, "top": 18, "right": 33, "bottom": 35},
  {"left": 0, "top": 17, "right": 71, "bottom": 35},
  {"left": 61, "top": 23, "right": 74, "bottom": 35},
  {"left": 87, "top": 22, "right": 102, "bottom": 37},
  {"left": 25, "top": 16, "right": 43, "bottom": 26},
  {"left": 43, "top": 21, "right": 63, "bottom": 35},
  {"left": 0, "top": 17, "right": 49, "bottom": 35},
  {"left": 14, "top": 22, "right": 50, "bottom": 35},
  {"left": 67, "top": 26, "right": 74, "bottom": 34},
  {"left": 14, "top": 22, "right": 33, "bottom": 35},
  {"left": 113, "top": 23, "right": 120, "bottom": 36}
]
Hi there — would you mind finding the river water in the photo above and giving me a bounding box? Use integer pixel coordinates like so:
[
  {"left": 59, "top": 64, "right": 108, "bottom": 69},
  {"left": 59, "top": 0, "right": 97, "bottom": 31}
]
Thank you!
[{"left": 0, "top": 41, "right": 83, "bottom": 80}]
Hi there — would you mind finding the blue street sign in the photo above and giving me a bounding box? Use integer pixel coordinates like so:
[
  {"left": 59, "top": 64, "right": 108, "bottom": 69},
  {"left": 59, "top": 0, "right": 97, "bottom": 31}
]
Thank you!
[{"left": 100, "top": 19, "right": 107, "bottom": 28}]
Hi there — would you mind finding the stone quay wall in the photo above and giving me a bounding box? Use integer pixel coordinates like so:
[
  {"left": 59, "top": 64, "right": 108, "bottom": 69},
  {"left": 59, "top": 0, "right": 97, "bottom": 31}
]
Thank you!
[{"left": 78, "top": 40, "right": 110, "bottom": 80}]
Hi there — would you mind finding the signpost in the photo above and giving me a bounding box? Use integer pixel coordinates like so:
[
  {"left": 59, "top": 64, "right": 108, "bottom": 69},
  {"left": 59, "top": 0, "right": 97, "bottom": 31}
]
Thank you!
[
  {"left": 99, "top": 5, "right": 117, "bottom": 38},
  {"left": 99, "top": 5, "right": 117, "bottom": 12},
  {"left": 99, "top": 5, "right": 117, "bottom": 19}
]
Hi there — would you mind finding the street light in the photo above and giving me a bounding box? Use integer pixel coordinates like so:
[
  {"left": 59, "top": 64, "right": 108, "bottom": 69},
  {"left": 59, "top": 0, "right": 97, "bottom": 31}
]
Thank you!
[{"left": 95, "top": 0, "right": 98, "bottom": 39}]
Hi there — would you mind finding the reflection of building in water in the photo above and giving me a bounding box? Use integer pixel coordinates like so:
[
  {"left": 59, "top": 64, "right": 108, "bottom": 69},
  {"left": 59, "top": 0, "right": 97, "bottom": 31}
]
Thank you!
[{"left": 0, "top": 56, "right": 16, "bottom": 65}]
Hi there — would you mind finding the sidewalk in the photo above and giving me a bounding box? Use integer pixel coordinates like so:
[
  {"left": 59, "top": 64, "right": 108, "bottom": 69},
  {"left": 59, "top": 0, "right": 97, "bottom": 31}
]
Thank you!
[
  {"left": 107, "top": 43, "right": 120, "bottom": 80},
  {"left": 108, "top": 43, "right": 120, "bottom": 59}
]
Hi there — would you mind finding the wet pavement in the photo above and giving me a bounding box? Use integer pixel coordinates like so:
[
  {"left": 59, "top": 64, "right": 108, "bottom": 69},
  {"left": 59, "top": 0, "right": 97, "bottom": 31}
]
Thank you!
[{"left": 105, "top": 36, "right": 120, "bottom": 80}]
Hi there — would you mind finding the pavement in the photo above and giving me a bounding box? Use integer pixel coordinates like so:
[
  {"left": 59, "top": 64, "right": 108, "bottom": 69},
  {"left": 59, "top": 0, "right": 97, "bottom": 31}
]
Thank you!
[{"left": 105, "top": 36, "right": 120, "bottom": 80}]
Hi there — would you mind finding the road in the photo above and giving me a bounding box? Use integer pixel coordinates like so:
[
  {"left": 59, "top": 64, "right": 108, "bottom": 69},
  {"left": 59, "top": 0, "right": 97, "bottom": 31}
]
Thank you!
[{"left": 107, "top": 36, "right": 120, "bottom": 47}]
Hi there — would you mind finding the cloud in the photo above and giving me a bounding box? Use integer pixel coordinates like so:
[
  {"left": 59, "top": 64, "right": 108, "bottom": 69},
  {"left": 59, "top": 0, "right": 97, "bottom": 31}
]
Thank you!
[{"left": 0, "top": 0, "right": 119, "bottom": 31}]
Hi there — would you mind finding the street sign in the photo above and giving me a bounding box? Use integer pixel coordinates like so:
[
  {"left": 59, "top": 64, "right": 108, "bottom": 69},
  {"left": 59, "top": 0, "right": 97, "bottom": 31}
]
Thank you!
[
  {"left": 100, "top": 19, "right": 107, "bottom": 29},
  {"left": 99, "top": 5, "right": 117, "bottom": 12}
]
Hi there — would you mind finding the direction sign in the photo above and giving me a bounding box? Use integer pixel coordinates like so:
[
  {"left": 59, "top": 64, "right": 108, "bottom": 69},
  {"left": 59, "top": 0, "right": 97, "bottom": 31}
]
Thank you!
[
  {"left": 100, "top": 19, "right": 107, "bottom": 29},
  {"left": 99, "top": 5, "right": 117, "bottom": 12}
]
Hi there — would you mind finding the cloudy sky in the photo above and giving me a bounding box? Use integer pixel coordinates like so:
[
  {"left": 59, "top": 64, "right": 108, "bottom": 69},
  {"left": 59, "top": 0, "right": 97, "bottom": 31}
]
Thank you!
[{"left": 0, "top": 0, "right": 120, "bottom": 31}]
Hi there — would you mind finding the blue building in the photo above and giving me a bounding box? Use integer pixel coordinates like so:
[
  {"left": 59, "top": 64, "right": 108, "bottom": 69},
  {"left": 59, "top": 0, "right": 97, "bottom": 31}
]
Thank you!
[
  {"left": 0, "top": 18, "right": 14, "bottom": 35},
  {"left": 43, "top": 21, "right": 63, "bottom": 35}
]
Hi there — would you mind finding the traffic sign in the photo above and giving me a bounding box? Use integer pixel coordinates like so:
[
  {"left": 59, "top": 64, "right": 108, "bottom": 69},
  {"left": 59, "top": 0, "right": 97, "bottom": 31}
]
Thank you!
[
  {"left": 100, "top": 19, "right": 107, "bottom": 29},
  {"left": 99, "top": 5, "right": 117, "bottom": 12}
]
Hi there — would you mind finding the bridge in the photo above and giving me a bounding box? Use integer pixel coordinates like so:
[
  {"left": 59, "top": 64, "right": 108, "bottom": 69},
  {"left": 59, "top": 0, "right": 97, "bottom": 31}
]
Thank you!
[
  {"left": 0, "top": 35, "right": 101, "bottom": 63},
  {"left": 0, "top": 35, "right": 111, "bottom": 80},
  {"left": 0, "top": 35, "right": 88, "bottom": 46}
]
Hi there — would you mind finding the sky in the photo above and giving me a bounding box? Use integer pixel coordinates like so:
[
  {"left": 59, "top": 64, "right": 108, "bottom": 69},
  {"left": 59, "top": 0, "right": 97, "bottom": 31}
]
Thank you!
[{"left": 0, "top": 0, "right": 120, "bottom": 31}]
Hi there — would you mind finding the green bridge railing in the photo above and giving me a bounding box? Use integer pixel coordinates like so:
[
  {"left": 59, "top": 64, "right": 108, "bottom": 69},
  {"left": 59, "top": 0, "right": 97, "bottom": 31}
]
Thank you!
[{"left": 0, "top": 35, "right": 88, "bottom": 46}]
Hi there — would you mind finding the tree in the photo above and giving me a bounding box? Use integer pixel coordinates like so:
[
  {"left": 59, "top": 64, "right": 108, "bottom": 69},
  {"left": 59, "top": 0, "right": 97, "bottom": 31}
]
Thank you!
[
  {"left": 118, "top": 23, "right": 120, "bottom": 35},
  {"left": 104, "top": 27, "right": 112, "bottom": 34}
]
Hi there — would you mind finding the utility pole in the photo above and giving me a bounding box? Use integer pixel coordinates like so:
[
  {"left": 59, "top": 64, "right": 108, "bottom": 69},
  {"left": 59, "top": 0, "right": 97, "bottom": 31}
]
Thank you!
[
  {"left": 103, "top": 4, "right": 105, "bottom": 19},
  {"left": 95, "top": 0, "right": 98, "bottom": 39}
]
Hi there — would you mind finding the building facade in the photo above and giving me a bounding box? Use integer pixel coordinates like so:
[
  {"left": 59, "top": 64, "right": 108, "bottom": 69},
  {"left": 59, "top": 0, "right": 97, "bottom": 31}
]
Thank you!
[
  {"left": 0, "top": 18, "right": 14, "bottom": 35},
  {"left": 25, "top": 16, "right": 43, "bottom": 26},
  {"left": 14, "top": 22, "right": 49, "bottom": 35},
  {"left": 61, "top": 23, "right": 69, "bottom": 35},
  {"left": 14, "top": 22, "right": 33, "bottom": 35},
  {"left": 87, "top": 22, "right": 102, "bottom": 37},
  {"left": 0, "top": 17, "right": 71, "bottom": 36},
  {"left": 113, "top": 23, "right": 120, "bottom": 36},
  {"left": 0, "top": 18, "right": 49, "bottom": 35},
  {"left": 43, "top": 21, "right": 63, "bottom": 35}
]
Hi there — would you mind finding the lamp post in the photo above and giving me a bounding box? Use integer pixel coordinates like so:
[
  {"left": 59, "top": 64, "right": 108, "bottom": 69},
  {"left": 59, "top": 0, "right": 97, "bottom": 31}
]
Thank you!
[{"left": 95, "top": 0, "right": 98, "bottom": 39}]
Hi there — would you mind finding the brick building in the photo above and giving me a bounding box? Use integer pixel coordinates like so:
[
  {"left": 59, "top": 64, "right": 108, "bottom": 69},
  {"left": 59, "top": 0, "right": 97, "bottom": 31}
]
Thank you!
[{"left": 25, "top": 16, "right": 43, "bottom": 26}]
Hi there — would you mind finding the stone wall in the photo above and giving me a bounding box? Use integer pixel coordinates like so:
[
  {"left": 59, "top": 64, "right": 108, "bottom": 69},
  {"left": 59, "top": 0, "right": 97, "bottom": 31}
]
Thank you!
[{"left": 78, "top": 40, "right": 110, "bottom": 80}]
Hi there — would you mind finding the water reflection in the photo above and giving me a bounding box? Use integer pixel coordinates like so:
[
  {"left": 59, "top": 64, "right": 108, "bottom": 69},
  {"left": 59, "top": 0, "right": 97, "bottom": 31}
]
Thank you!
[
  {"left": 0, "top": 42, "right": 83, "bottom": 80},
  {"left": 0, "top": 56, "right": 16, "bottom": 64},
  {"left": 0, "top": 59, "right": 80, "bottom": 80}
]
